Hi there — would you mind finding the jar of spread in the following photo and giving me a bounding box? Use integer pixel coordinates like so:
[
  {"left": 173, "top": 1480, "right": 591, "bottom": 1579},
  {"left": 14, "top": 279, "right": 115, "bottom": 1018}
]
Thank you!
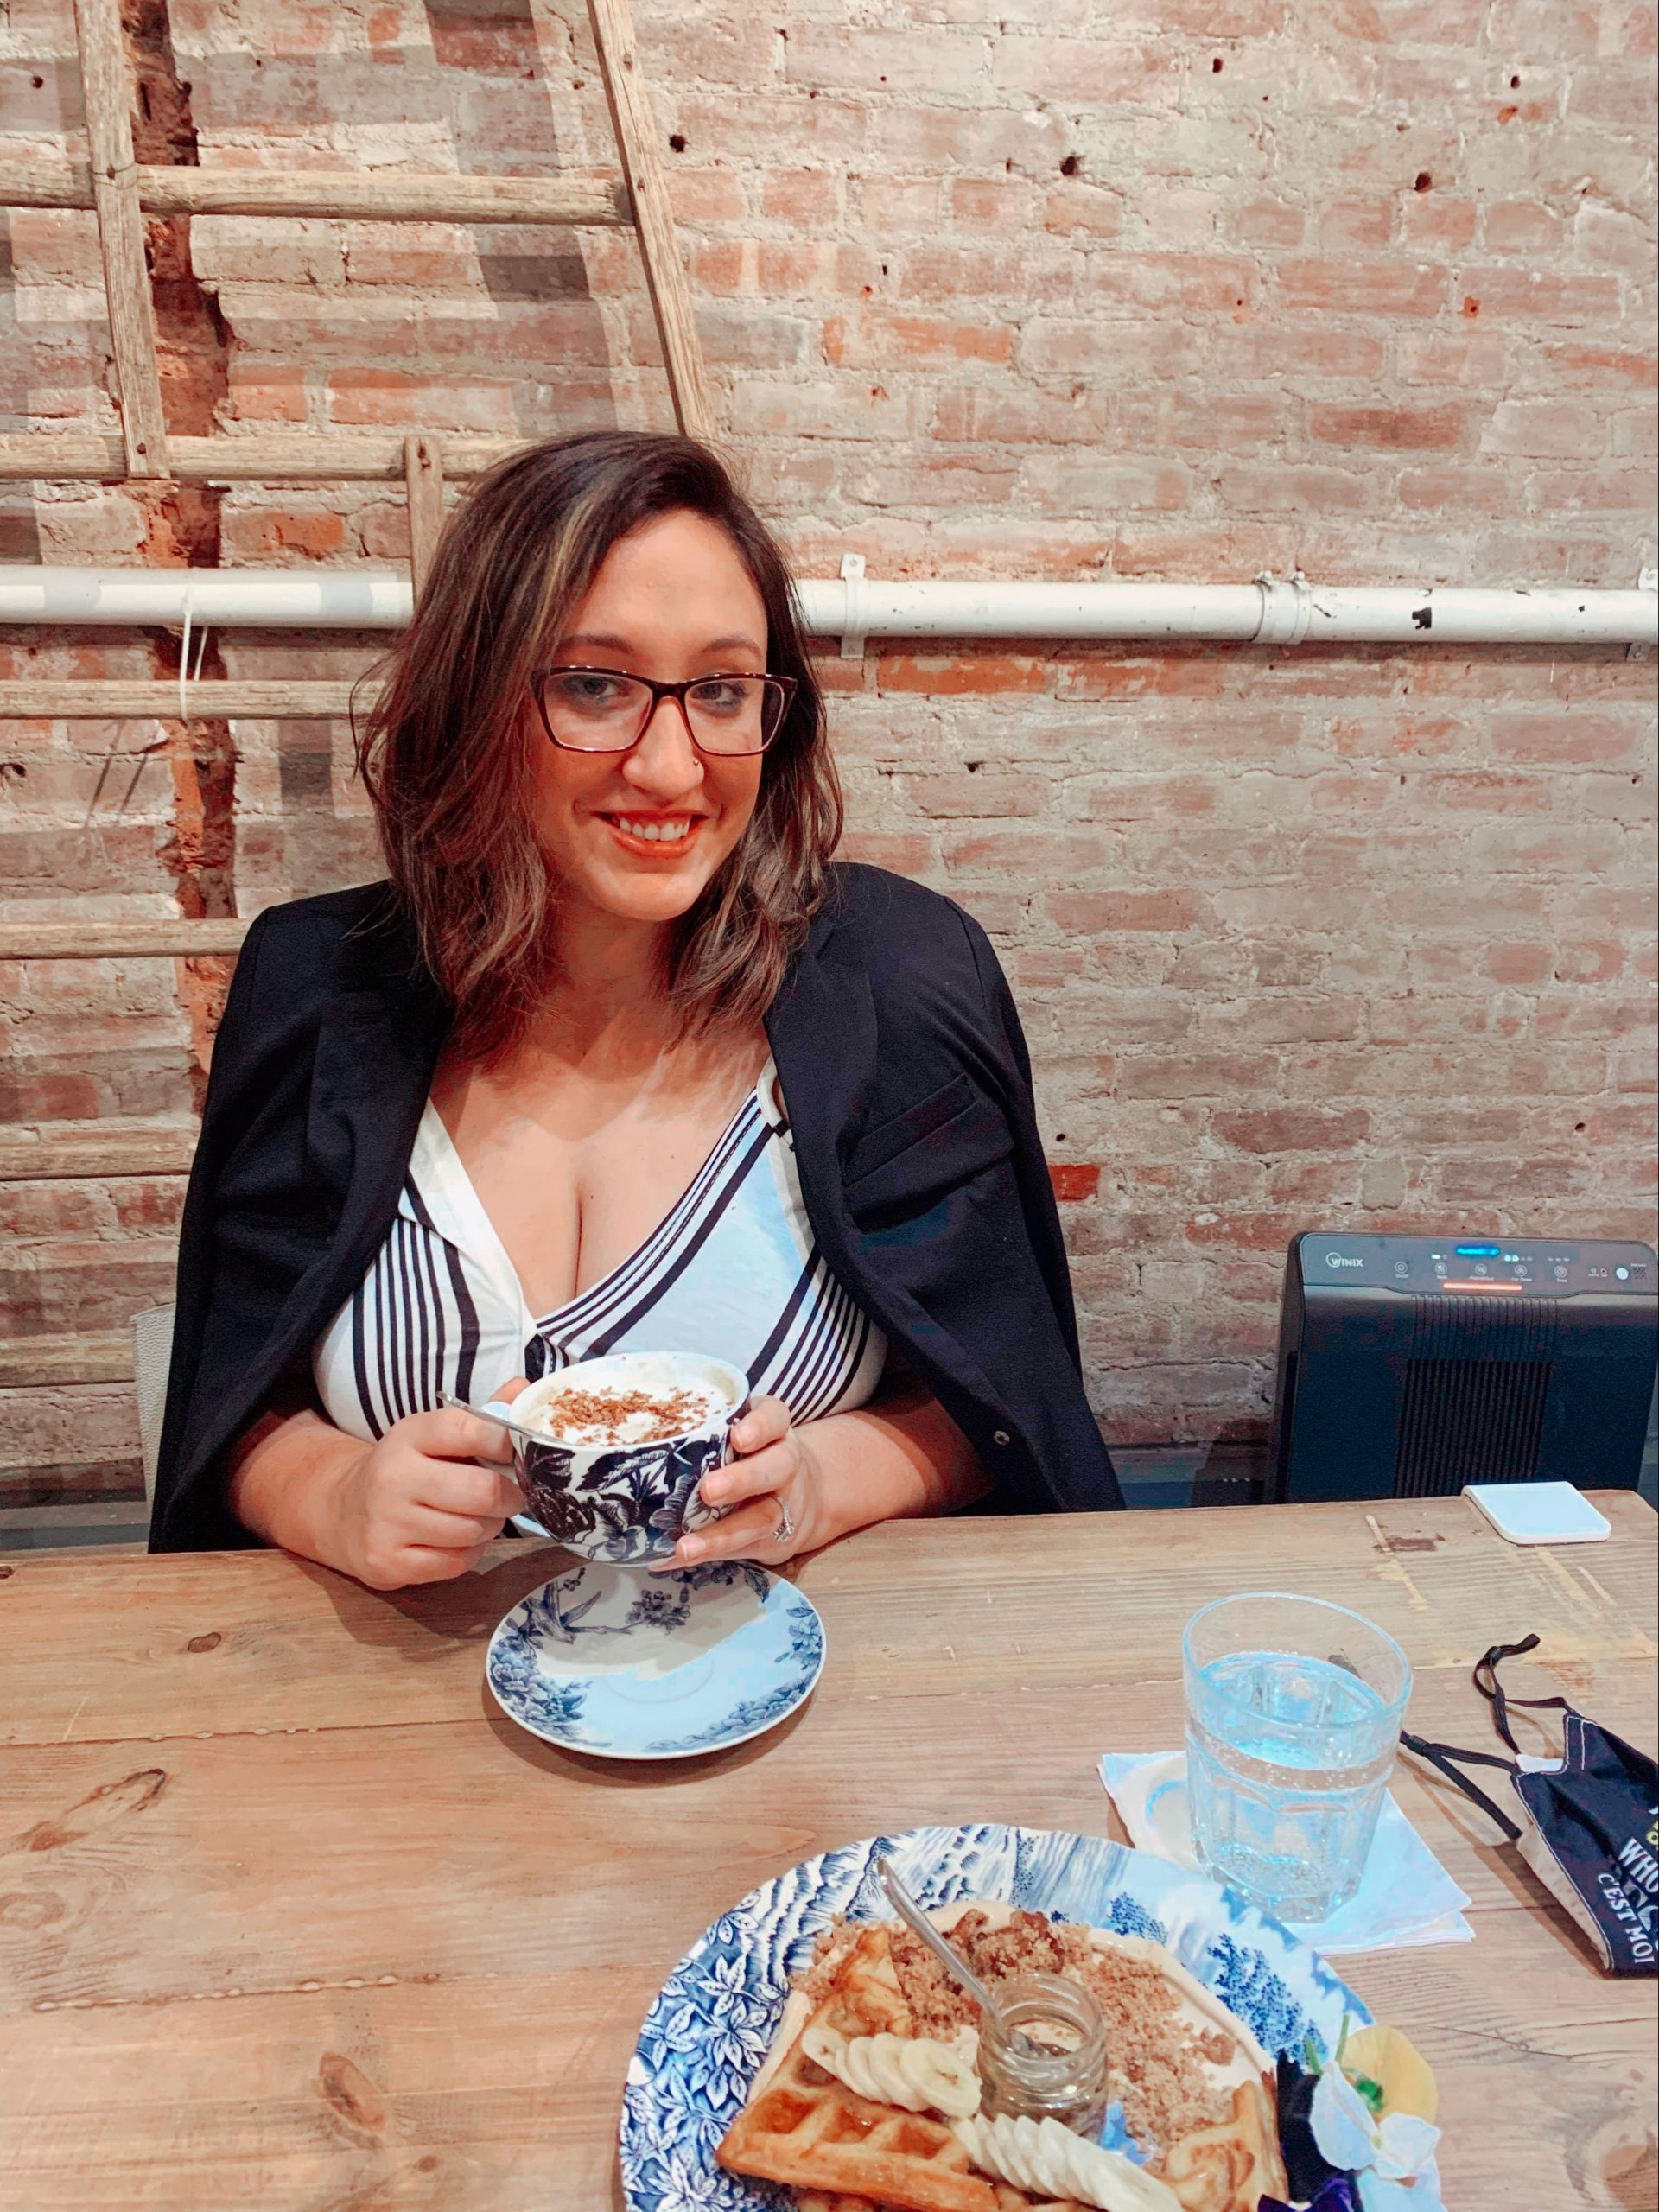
[{"left": 976, "top": 1972, "right": 1109, "bottom": 2137}]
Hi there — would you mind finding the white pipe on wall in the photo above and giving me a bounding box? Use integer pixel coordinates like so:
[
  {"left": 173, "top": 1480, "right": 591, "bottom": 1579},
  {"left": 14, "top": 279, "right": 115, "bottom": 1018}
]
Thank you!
[
  {"left": 0, "top": 565, "right": 412, "bottom": 629},
  {"left": 0, "top": 563, "right": 1653, "bottom": 647},
  {"left": 807, "top": 574, "right": 1658, "bottom": 649}
]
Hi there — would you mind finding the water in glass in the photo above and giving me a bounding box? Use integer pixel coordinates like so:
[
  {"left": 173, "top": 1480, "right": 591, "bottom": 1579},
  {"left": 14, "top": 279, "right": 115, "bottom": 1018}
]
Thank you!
[{"left": 1183, "top": 1594, "right": 1411, "bottom": 1923}]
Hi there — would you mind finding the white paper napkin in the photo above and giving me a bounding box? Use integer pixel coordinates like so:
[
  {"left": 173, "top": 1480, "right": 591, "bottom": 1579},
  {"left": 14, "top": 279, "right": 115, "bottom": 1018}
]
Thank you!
[{"left": 1099, "top": 1750, "right": 1472, "bottom": 1955}]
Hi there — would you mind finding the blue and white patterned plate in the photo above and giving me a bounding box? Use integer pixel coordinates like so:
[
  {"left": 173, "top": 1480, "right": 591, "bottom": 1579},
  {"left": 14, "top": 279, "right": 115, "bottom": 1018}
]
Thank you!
[
  {"left": 486, "top": 1560, "right": 823, "bottom": 1761},
  {"left": 620, "top": 1821, "right": 1371, "bottom": 2209}
]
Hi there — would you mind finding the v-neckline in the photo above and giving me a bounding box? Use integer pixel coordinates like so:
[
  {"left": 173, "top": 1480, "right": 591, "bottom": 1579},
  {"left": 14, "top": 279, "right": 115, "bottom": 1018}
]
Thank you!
[{"left": 412, "top": 1061, "right": 783, "bottom": 1333}]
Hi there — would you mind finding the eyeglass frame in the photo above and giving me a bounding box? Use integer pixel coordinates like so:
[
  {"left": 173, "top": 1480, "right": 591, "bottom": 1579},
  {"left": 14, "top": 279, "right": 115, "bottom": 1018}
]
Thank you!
[{"left": 529, "top": 664, "right": 799, "bottom": 757}]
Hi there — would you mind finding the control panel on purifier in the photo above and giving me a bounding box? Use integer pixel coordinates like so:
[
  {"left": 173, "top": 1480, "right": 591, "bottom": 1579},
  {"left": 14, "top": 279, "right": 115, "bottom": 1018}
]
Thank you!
[{"left": 1300, "top": 1236, "right": 1656, "bottom": 1296}]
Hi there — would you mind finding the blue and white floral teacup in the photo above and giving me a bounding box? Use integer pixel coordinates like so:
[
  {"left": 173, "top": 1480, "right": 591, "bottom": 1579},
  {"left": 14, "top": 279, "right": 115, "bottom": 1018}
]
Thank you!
[{"left": 492, "top": 1351, "right": 749, "bottom": 1566}]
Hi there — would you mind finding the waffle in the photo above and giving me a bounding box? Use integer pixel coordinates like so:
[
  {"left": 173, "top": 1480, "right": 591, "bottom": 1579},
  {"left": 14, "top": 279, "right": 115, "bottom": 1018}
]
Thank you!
[
  {"left": 797, "top": 2191, "right": 1083, "bottom": 2212},
  {"left": 717, "top": 2040, "right": 994, "bottom": 2208},
  {"left": 717, "top": 1927, "right": 999, "bottom": 2211},
  {"left": 1148, "top": 2076, "right": 1285, "bottom": 2212}
]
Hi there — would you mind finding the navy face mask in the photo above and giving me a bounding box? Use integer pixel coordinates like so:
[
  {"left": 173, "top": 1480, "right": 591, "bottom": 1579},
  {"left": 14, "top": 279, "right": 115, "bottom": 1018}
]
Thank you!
[{"left": 1404, "top": 1634, "right": 1658, "bottom": 1976}]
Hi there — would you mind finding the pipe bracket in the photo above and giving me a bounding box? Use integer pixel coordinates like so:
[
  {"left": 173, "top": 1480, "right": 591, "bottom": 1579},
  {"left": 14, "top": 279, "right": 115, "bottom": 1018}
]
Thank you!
[
  {"left": 839, "top": 552, "right": 867, "bottom": 661},
  {"left": 1252, "top": 569, "right": 1315, "bottom": 646},
  {"left": 1631, "top": 569, "right": 1656, "bottom": 659}
]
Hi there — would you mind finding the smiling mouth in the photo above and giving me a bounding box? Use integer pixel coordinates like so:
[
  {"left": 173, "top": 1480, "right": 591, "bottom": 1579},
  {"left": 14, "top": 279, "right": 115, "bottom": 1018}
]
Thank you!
[{"left": 602, "top": 813, "right": 702, "bottom": 853}]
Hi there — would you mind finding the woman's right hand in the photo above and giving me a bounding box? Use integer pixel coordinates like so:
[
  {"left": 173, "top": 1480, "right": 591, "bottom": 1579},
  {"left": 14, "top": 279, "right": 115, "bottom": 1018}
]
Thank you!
[{"left": 323, "top": 1406, "right": 524, "bottom": 1590}]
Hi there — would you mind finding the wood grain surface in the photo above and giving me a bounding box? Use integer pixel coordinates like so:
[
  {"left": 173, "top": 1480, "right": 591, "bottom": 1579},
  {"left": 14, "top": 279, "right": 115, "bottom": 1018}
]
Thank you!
[
  {"left": 404, "top": 435, "right": 446, "bottom": 601},
  {"left": 0, "top": 679, "right": 371, "bottom": 720},
  {"left": 0, "top": 432, "right": 526, "bottom": 481},
  {"left": 0, "top": 1116, "right": 202, "bottom": 1179},
  {"left": 2, "top": 1495, "right": 1654, "bottom": 2210},
  {"left": 72, "top": 0, "right": 169, "bottom": 478},
  {"left": 586, "top": 0, "right": 715, "bottom": 442},
  {"left": 0, "top": 1331, "right": 133, "bottom": 1388},
  {"left": 0, "top": 154, "right": 633, "bottom": 226}
]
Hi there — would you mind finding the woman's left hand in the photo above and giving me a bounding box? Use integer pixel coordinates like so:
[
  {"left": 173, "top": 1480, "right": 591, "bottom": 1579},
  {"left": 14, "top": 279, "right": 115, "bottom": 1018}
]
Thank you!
[{"left": 657, "top": 1395, "right": 825, "bottom": 1570}]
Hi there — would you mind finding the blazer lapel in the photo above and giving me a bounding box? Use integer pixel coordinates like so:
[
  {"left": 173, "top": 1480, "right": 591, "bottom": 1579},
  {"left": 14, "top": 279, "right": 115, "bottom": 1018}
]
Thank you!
[
  {"left": 297, "top": 893, "right": 449, "bottom": 1328},
  {"left": 766, "top": 893, "right": 877, "bottom": 1176},
  {"left": 766, "top": 889, "right": 1027, "bottom": 1445}
]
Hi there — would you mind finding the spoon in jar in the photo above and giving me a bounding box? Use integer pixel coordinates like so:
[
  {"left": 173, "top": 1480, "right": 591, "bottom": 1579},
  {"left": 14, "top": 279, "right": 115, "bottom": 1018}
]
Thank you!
[{"left": 875, "top": 1857, "right": 1037, "bottom": 2055}]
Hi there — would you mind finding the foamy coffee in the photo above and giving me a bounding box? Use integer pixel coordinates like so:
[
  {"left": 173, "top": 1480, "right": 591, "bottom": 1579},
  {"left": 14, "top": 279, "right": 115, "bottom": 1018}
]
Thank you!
[
  {"left": 501, "top": 1351, "right": 747, "bottom": 1563},
  {"left": 524, "top": 1377, "right": 728, "bottom": 1447}
]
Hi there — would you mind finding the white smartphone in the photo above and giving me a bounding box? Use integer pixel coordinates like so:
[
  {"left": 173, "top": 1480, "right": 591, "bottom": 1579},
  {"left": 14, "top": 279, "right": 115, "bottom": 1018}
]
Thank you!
[{"left": 1465, "top": 1481, "right": 1611, "bottom": 1545}]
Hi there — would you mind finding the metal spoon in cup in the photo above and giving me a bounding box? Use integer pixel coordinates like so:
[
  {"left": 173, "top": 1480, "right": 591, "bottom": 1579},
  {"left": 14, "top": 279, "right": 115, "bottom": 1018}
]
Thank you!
[
  {"left": 437, "top": 1391, "right": 545, "bottom": 1448},
  {"left": 875, "top": 1856, "right": 1037, "bottom": 2055}
]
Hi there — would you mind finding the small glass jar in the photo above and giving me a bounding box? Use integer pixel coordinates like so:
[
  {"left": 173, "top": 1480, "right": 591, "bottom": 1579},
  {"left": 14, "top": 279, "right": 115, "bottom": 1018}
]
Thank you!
[{"left": 976, "top": 1973, "right": 1109, "bottom": 2138}]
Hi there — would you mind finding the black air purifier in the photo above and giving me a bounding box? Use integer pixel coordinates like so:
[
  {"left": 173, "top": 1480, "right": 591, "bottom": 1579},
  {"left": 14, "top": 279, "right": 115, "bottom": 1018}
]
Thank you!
[{"left": 1268, "top": 1234, "right": 1657, "bottom": 1503}]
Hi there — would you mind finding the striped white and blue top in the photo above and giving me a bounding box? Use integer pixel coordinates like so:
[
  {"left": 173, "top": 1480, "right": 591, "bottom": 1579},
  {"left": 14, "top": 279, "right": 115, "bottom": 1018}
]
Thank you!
[{"left": 312, "top": 1064, "right": 888, "bottom": 1443}]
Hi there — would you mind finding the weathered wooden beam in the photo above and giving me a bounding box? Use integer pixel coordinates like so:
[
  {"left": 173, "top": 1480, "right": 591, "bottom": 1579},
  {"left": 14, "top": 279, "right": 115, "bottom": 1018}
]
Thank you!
[
  {"left": 0, "top": 1330, "right": 134, "bottom": 1387},
  {"left": 0, "top": 1119, "right": 200, "bottom": 1179},
  {"left": 404, "top": 435, "right": 445, "bottom": 600},
  {"left": 0, "top": 156, "right": 632, "bottom": 226},
  {"left": 0, "top": 433, "right": 131, "bottom": 480},
  {"left": 0, "top": 679, "right": 370, "bottom": 718},
  {"left": 143, "top": 165, "right": 632, "bottom": 225},
  {"left": 0, "top": 432, "right": 523, "bottom": 483},
  {"left": 0, "top": 918, "right": 247, "bottom": 959},
  {"left": 0, "top": 154, "right": 92, "bottom": 207},
  {"left": 586, "top": 0, "right": 715, "bottom": 442},
  {"left": 73, "top": 0, "right": 170, "bottom": 477}
]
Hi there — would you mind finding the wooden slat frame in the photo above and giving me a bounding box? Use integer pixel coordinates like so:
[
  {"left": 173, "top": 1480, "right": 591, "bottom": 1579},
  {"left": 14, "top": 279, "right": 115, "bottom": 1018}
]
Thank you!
[
  {"left": 0, "top": 0, "right": 715, "bottom": 755},
  {"left": 0, "top": 154, "right": 632, "bottom": 226},
  {"left": 2, "top": 0, "right": 709, "bottom": 489},
  {"left": 72, "top": 0, "right": 169, "bottom": 477}
]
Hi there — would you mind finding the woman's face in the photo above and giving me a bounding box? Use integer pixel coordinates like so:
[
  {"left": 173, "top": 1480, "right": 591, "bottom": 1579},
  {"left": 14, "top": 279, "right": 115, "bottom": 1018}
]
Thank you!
[{"left": 527, "top": 509, "right": 769, "bottom": 933}]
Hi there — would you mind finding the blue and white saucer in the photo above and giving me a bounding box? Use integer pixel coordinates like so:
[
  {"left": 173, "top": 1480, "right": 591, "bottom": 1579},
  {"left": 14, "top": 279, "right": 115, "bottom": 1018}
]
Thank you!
[{"left": 485, "top": 1560, "right": 824, "bottom": 1761}]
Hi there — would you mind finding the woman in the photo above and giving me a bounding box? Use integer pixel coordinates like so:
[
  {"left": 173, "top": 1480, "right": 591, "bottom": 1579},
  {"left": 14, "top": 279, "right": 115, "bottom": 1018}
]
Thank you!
[{"left": 152, "top": 432, "right": 1122, "bottom": 1586}]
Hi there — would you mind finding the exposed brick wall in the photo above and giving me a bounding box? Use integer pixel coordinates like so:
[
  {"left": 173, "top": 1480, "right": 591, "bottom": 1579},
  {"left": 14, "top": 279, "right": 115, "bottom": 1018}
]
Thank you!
[{"left": 2, "top": 0, "right": 1655, "bottom": 1497}]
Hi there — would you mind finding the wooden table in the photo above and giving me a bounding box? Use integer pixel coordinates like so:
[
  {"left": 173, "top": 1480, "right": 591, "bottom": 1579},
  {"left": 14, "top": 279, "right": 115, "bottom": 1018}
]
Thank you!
[{"left": 3, "top": 1494, "right": 1655, "bottom": 2210}]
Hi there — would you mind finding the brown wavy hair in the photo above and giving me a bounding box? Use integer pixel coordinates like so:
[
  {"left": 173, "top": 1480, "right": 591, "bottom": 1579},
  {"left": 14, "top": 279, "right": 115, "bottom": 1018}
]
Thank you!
[{"left": 355, "top": 432, "right": 842, "bottom": 1064}]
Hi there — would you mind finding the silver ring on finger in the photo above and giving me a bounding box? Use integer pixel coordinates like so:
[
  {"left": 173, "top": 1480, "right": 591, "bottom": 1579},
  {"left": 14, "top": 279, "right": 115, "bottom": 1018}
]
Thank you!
[{"left": 772, "top": 1493, "right": 795, "bottom": 1548}]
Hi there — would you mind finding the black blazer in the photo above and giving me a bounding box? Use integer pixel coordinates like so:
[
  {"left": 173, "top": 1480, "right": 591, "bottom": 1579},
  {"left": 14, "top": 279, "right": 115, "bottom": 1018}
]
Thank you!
[{"left": 151, "top": 863, "right": 1122, "bottom": 1550}]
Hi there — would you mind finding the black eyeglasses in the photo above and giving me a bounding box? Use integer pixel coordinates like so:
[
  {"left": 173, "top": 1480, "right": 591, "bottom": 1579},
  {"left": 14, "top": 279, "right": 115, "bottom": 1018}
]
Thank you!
[{"left": 531, "top": 666, "right": 797, "bottom": 758}]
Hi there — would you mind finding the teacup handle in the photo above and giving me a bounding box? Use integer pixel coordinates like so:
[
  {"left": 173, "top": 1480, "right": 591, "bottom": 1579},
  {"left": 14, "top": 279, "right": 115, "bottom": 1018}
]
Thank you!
[
  {"left": 686, "top": 1397, "right": 753, "bottom": 1529},
  {"left": 721, "top": 1395, "right": 753, "bottom": 1467}
]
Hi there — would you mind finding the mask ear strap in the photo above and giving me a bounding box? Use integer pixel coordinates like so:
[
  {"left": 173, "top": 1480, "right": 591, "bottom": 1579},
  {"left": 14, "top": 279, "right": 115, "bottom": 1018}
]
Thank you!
[
  {"left": 1402, "top": 1730, "right": 1522, "bottom": 1841},
  {"left": 1475, "top": 1633, "right": 1572, "bottom": 1753}
]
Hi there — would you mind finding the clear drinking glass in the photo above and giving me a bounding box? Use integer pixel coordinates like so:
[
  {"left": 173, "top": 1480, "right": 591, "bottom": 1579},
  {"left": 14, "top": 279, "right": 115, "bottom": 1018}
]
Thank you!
[{"left": 1183, "top": 1592, "right": 1412, "bottom": 1923}]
